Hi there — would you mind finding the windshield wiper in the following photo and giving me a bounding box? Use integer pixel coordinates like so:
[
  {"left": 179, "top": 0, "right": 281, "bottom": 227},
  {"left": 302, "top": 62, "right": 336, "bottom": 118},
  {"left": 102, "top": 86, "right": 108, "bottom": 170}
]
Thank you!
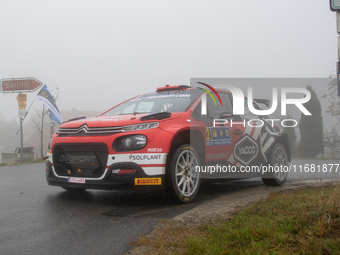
[{"left": 133, "top": 112, "right": 150, "bottom": 115}]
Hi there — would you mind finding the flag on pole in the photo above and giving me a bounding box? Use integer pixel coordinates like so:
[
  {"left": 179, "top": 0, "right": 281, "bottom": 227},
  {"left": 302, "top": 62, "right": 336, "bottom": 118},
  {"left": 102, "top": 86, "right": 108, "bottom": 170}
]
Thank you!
[{"left": 34, "top": 85, "right": 63, "bottom": 124}]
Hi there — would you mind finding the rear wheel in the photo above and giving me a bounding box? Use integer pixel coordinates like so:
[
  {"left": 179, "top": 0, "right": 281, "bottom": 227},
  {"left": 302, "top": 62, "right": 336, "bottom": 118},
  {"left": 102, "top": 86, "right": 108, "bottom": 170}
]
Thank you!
[
  {"left": 262, "top": 143, "right": 288, "bottom": 186},
  {"left": 165, "top": 144, "right": 200, "bottom": 203}
]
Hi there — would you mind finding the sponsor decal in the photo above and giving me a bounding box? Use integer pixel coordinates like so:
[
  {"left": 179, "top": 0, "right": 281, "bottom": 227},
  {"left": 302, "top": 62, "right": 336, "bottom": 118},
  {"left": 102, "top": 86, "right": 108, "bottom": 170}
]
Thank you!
[
  {"left": 130, "top": 90, "right": 190, "bottom": 102},
  {"left": 206, "top": 127, "right": 232, "bottom": 146},
  {"left": 71, "top": 117, "right": 124, "bottom": 123},
  {"left": 134, "top": 178, "right": 162, "bottom": 185},
  {"left": 208, "top": 153, "right": 228, "bottom": 160},
  {"left": 147, "top": 148, "right": 162, "bottom": 152},
  {"left": 129, "top": 154, "right": 161, "bottom": 160},
  {"left": 99, "top": 118, "right": 121, "bottom": 122},
  {"left": 90, "top": 118, "right": 115, "bottom": 122},
  {"left": 112, "top": 169, "right": 137, "bottom": 175},
  {"left": 59, "top": 154, "right": 96, "bottom": 164},
  {"left": 68, "top": 177, "right": 86, "bottom": 184},
  {"left": 233, "top": 135, "right": 259, "bottom": 165},
  {"left": 183, "top": 147, "right": 192, "bottom": 150}
]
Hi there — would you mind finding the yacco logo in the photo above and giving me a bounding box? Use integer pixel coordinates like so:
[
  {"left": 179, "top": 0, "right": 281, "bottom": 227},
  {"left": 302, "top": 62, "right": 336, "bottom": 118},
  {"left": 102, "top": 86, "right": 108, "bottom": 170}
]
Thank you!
[
  {"left": 196, "top": 82, "right": 222, "bottom": 115},
  {"left": 198, "top": 83, "right": 312, "bottom": 116}
]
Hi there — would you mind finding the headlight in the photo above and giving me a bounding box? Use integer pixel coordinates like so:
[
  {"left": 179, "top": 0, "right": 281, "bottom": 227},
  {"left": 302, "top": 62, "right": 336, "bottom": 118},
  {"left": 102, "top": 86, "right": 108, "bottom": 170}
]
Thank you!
[
  {"left": 116, "top": 135, "right": 147, "bottom": 151},
  {"left": 121, "top": 122, "right": 159, "bottom": 132}
]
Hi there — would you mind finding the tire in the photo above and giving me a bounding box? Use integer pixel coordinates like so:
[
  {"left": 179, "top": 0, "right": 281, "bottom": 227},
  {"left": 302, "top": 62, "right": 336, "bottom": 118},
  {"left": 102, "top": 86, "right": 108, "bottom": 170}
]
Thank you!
[
  {"left": 165, "top": 144, "right": 201, "bottom": 203},
  {"left": 62, "top": 187, "right": 87, "bottom": 193},
  {"left": 262, "top": 143, "right": 288, "bottom": 186}
]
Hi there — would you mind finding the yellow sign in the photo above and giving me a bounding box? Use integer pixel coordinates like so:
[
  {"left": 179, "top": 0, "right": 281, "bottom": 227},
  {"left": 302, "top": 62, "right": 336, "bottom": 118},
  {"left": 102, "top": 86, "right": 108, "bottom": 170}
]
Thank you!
[
  {"left": 18, "top": 102, "right": 27, "bottom": 109},
  {"left": 17, "top": 93, "right": 27, "bottom": 102},
  {"left": 135, "top": 178, "right": 161, "bottom": 185}
]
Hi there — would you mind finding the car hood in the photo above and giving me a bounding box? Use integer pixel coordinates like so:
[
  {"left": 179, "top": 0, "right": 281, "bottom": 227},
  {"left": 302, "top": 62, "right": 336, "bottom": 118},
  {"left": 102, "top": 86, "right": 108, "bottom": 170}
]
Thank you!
[{"left": 59, "top": 113, "right": 182, "bottom": 128}]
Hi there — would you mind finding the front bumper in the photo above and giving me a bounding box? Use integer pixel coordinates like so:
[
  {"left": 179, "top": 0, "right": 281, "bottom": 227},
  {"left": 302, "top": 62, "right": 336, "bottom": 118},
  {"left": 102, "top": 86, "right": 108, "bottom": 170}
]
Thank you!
[{"left": 46, "top": 160, "right": 165, "bottom": 191}]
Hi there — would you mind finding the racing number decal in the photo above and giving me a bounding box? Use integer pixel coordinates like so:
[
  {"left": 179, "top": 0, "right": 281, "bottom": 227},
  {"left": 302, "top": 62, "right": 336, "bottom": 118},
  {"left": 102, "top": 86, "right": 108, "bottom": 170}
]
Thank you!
[
  {"left": 206, "top": 127, "right": 232, "bottom": 146},
  {"left": 206, "top": 128, "right": 211, "bottom": 140},
  {"left": 206, "top": 128, "right": 229, "bottom": 141}
]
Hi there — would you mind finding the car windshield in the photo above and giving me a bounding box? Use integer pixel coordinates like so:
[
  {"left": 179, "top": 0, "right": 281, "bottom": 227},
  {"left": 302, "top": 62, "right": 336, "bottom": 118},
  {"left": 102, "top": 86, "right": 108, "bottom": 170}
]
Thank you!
[{"left": 102, "top": 90, "right": 202, "bottom": 116}]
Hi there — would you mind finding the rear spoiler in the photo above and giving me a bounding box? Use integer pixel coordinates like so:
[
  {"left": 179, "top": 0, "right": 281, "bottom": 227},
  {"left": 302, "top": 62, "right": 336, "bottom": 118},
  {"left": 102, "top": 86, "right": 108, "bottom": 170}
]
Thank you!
[{"left": 253, "top": 99, "right": 270, "bottom": 107}]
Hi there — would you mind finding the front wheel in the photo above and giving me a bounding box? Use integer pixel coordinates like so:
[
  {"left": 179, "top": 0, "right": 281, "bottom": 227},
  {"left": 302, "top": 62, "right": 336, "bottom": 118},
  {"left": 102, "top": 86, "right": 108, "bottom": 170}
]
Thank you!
[
  {"left": 262, "top": 143, "right": 288, "bottom": 186},
  {"left": 165, "top": 144, "right": 201, "bottom": 203}
]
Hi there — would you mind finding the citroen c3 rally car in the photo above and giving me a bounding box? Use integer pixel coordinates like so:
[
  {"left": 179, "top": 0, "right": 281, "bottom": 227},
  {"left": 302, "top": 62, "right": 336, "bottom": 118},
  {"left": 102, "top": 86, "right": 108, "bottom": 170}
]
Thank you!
[{"left": 45, "top": 85, "right": 291, "bottom": 203}]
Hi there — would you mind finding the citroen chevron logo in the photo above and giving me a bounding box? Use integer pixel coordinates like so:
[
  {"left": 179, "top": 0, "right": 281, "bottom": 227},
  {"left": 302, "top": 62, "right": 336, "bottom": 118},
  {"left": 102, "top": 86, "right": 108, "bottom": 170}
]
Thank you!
[{"left": 196, "top": 82, "right": 222, "bottom": 115}]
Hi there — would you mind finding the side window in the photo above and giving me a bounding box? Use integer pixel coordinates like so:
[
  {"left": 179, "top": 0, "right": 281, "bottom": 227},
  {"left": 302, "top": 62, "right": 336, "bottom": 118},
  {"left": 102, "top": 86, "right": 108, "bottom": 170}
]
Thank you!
[
  {"left": 192, "top": 101, "right": 203, "bottom": 119},
  {"left": 207, "top": 93, "right": 233, "bottom": 119},
  {"left": 243, "top": 100, "right": 260, "bottom": 120},
  {"left": 192, "top": 93, "right": 232, "bottom": 120}
]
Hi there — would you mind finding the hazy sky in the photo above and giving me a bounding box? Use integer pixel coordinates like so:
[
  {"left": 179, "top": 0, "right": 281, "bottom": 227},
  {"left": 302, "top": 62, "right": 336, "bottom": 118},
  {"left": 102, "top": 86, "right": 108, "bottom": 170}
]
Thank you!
[{"left": 0, "top": 0, "right": 338, "bottom": 123}]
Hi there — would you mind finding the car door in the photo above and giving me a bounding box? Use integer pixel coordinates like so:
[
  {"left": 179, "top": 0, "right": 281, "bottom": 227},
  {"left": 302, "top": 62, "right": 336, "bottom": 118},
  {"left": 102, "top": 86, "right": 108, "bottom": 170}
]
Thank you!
[
  {"left": 192, "top": 92, "right": 247, "bottom": 178},
  {"left": 228, "top": 99, "right": 263, "bottom": 177},
  {"left": 192, "top": 93, "right": 267, "bottom": 179}
]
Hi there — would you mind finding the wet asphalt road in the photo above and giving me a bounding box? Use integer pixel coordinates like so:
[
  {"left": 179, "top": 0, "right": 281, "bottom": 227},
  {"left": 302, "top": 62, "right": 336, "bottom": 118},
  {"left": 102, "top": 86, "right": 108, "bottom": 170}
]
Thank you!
[{"left": 0, "top": 159, "right": 339, "bottom": 255}]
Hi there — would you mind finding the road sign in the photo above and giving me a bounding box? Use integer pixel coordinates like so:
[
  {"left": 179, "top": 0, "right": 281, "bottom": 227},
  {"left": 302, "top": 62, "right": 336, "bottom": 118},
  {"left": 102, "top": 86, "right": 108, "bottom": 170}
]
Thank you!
[
  {"left": 18, "top": 108, "right": 26, "bottom": 118},
  {"left": 18, "top": 102, "right": 27, "bottom": 109},
  {"left": 1, "top": 78, "right": 42, "bottom": 93},
  {"left": 330, "top": 0, "right": 340, "bottom": 11},
  {"left": 17, "top": 93, "right": 27, "bottom": 102}
]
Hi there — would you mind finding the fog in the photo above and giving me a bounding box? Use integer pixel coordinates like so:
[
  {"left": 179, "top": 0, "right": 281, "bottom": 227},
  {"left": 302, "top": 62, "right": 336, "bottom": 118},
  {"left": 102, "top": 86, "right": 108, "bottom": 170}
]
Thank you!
[
  {"left": 0, "top": 1, "right": 337, "bottom": 123},
  {"left": 0, "top": 1, "right": 338, "bottom": 159}
]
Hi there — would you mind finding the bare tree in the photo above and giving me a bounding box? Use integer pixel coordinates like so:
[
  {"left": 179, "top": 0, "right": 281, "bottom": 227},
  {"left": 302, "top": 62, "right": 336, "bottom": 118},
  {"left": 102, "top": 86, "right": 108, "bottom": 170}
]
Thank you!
[
  {"left": 30, "top": 84, "right": 61, "bottom": 159},
  {"left": 324, "top": 125, "right": 340, "bottom": 158},
  {"left": 31, "top": 105, "right": 49, "bottom": 158}
]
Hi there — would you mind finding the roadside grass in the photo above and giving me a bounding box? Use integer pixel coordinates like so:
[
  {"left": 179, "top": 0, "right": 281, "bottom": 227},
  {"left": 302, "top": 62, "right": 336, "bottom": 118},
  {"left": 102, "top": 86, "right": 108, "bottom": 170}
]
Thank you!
[{"left": 134, "top": 184, "right": 340, "bottom": 254}]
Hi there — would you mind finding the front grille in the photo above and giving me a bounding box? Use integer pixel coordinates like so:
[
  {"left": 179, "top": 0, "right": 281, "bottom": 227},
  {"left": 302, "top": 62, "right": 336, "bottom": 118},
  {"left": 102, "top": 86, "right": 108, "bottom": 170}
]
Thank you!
[
  {"left": 53, "top": 143, "right": 108, "bottom": 178},
  {"left": 57, "top": 124, "right": 122, "bottom": 137}
]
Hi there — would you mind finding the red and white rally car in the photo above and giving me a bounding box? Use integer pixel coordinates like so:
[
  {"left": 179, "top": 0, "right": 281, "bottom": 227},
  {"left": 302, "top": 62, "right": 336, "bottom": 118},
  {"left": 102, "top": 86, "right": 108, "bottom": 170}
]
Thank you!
[{"left": 46, "top": 85, "right": 290, "bottom": 202}]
